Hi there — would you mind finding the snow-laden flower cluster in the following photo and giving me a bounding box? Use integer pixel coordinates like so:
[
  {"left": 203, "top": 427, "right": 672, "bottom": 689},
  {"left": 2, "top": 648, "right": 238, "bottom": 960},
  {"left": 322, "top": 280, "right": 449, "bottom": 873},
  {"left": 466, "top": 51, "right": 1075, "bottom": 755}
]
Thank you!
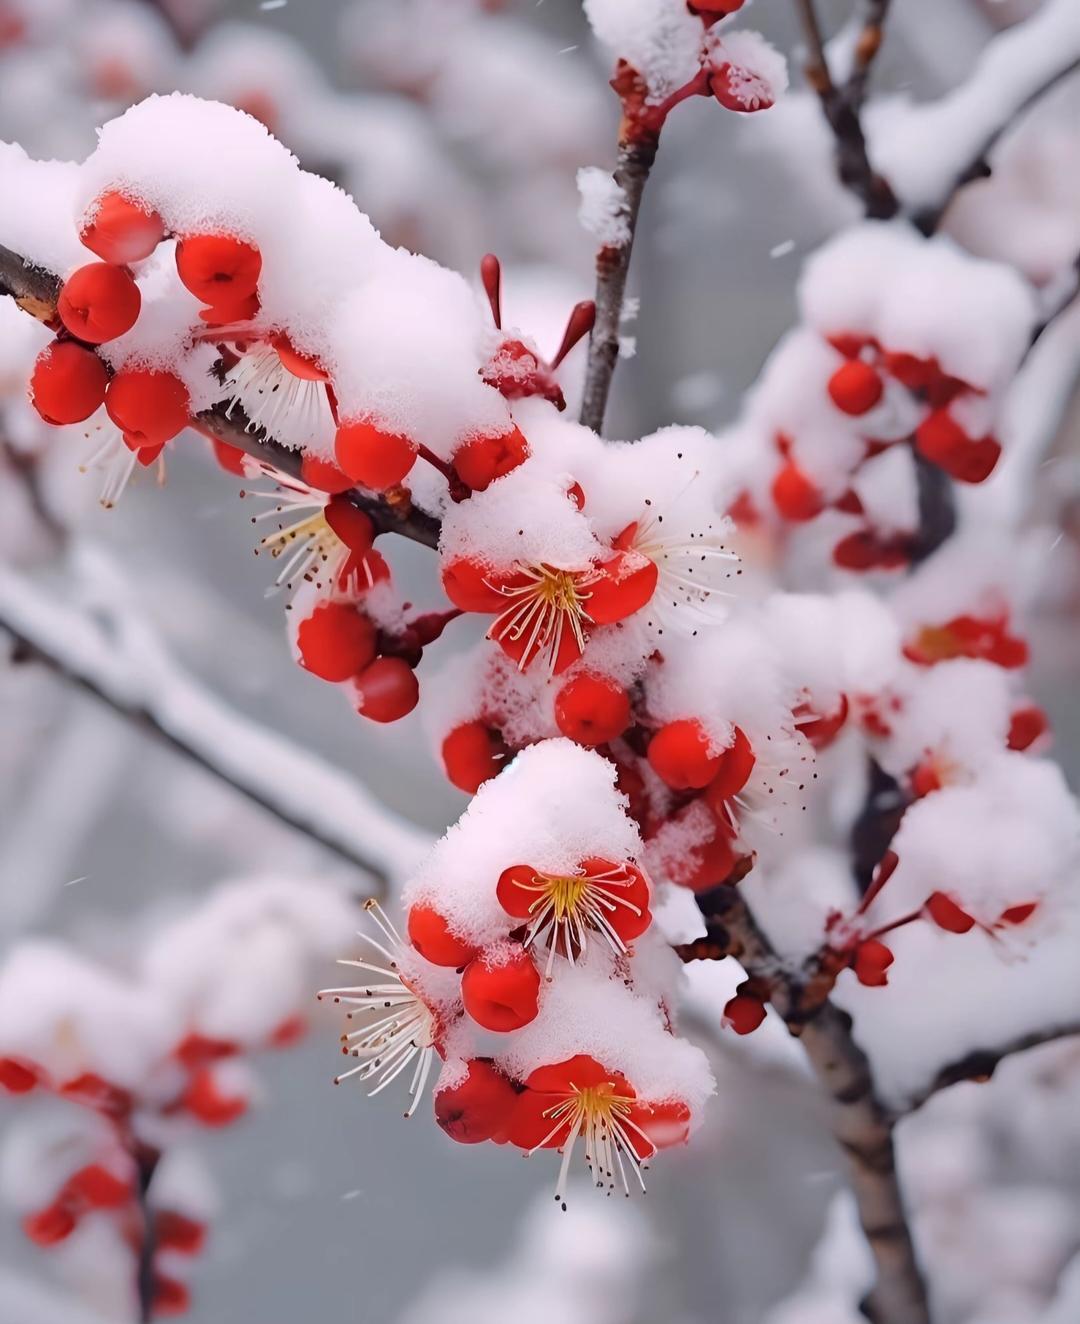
[
  {"left": 321, "top": 742, "right": 713, "bottom": 1203},
  {"left": 725, "top": 223, "right": 1036, "bottom": 571},
  {"left": 0, "top": 877, "right": 353, "bottom": 1315}
]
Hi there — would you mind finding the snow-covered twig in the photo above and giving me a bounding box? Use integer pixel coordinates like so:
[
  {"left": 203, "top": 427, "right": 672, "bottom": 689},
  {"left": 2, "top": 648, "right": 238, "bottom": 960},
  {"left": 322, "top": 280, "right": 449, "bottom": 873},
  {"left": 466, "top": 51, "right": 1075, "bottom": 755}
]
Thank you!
[
  {"left": 0, "top": 549, "right": 432, "bottom": 892},
  {"left": 899, "top": 1022, "right": 1080, "bottom": 1118},
  {"left": 792, "top": 0, "right": 899, "bottom": 219},
  {"left": 864, "top": 0, "right": 1080, "bottom": 226}
]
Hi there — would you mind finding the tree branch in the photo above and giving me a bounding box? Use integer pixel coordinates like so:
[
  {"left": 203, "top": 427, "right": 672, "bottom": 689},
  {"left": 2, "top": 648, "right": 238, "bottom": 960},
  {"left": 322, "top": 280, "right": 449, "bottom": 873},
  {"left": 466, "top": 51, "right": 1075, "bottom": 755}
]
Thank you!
[
  {"left": 846, "top": 1, "right": 893, "bottom": 110},
  {"left": 133, "top": 1143, "right": 161, "bottom": 1324},
  {"left": 579, "top": 133, "right": 658, "bottom": 434},
  {"left": 792, "top": 0, "right": 899, "bottom": 219},
  {"left": 0, "top": 244, "right": 443, "bottom": 552},
  {"left": 199, "top": 403, "right": 442, "bottom": 550},
  {"left": 0, "top": 548, "right": 432, "bottom": 892},
  {"left": 689, "top": 884, "right": 931, "bottom": 1324},
  {"left": 898, "top": 1022, "right": 1080, "bottom": 1117},
  {"left": 912, "top": 55, "right": 1080, "bottom": 236}
]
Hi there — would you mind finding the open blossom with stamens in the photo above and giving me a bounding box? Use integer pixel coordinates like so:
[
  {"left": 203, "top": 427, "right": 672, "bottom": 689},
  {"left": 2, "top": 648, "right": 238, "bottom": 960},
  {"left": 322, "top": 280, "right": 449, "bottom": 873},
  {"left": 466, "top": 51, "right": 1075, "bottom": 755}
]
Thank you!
[
  {"left": 318, "top": 902, "right": 453, "bottom": 1119},
  {"left": 247, "top": 476, "right": 387, "bottom": 599},
  {"left": 487, "top": 562, "right": 601, "bottom": 675},
  {"left": 506, "top": 1055, "right": 691, "bottom": 1207},
  {"left": 497, "top": 857, "right": 652, "bottom": 977},
  {"left": 221, "top": 335, "right": 337, "bottom": 455}
]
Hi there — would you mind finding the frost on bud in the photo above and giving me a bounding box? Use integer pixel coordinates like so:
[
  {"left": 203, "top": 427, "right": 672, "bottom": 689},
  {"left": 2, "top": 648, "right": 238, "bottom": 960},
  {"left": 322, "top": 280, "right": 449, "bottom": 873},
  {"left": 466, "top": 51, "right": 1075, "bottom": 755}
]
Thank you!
[
  {"left": 434, "top": 1059, "right": 518, "bottom": 1144},
  {"left": 182, "top": 1066, "right": 248, "bottom": 1127},
  {"left": 709, "top": 33, "right": 787, "bottom": 113},
  {"left": 461, "top": 947, "right": 541, "bottom": 1032},
  {"left": 1007, "top": 704, "right": 1049, "bottom": 753},
  {"left": 80, "top": 190, "right": 165, "bottom": 265},
  {"left": 452, "top": 426, "right": 529, "bottom": 492},
  {"left": 0, "top": 1056, "right": 38, "bottom": 1093},
  {"left": 30, "top": 341, "right": 109, "bottom": 425},
  {"left": 58, "top": 262, "right": 141, "bottom": 344}
]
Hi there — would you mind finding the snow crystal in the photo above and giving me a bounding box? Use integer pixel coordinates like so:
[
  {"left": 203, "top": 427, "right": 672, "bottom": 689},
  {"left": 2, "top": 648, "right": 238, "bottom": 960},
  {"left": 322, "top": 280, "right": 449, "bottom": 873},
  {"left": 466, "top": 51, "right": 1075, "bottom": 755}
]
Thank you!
[{"left": 576, "top": 167, "right": 630, "bottom": 248}]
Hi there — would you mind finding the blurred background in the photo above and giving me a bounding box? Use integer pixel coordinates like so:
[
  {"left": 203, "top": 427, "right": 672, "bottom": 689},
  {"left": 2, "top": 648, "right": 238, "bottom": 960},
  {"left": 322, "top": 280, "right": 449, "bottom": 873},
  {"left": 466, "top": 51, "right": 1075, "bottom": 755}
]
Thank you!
[{"left": 2, "top": 2, "right": 1079, "bottom": 1322}]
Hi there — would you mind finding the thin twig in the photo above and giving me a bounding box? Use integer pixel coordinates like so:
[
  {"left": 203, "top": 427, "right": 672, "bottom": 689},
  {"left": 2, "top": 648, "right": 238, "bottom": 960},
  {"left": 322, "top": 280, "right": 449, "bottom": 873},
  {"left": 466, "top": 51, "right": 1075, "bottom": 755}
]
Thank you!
[
  {"left": 0, "top": 550, "right": 432, "bottom": 891},
  {"left": 846, "top": 1, "right": 892, "bottom": 109},
  {"left": 0, "top": 245, "right": 443, "bottom": 552},
  {"left": 898, "top": 1023, "right": 1080, "bottom": 1117},
  {"left": 134, "top": 1144, "right": 161, "bottom": 1324},
  {"left": 792, "top": 0, "right": 899, "bottom": 218},
  {"left": 913, "top": 56, "right": 1080, "bottom": 236},
  {"left": 579, "top": 134, "right": 658, "bottom": 434}
]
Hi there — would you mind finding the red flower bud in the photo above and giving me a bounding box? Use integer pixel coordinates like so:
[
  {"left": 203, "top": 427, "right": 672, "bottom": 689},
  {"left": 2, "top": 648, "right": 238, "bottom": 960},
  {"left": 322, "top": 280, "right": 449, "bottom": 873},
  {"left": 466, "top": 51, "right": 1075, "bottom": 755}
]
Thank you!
[
  {"left": 434, "top": 1059, "right": 518, "bottom": 1144},
  {"left": 648, "top": 718, "right": 722, "bottom": 790},
  {"left": 554, "top": 673, "right": 631, "bottom": 746},
  {"left": 461, "top": 948, "right": 541, "bottom": 1032},
  {"left": 296, "top": 603, "right": 377, "bottom": 682},
  {"left": 407, "top": 902, "right": 478, "bottom": 968},
  {"left": 335, "top": 420, "right": 417, "bottom": 490},
  {"left": 441, "top": 720, "right": 506, "bottom": 792},
  {"left": 105, "top": 369, "right": 190, "bottom": 447},
  {"left": 30, "top": 341, "right": 109, "bottom": 425},
  {"left": 827, "top": 360, "right": 883, "bottom": 416},
  {"left": 175, "top": 233, "right": 261, "bottom": 304},
  {"left": 58, "top": 262, "right": 141, "bottom": 344},
  {"left": 353, "top": 657, "right": 419, "bottom": 723},
  {"left": 80, "top": 191, "right": 165, "bottom": 265}
]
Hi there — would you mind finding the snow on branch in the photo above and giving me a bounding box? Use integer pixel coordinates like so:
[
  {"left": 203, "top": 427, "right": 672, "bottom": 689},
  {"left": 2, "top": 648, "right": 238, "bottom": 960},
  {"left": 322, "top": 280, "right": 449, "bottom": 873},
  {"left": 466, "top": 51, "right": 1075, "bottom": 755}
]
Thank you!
[
  {"left": 868, "top": 0, "right": 1080, "bottom": 222},
  {"left": 0, "top": 547, "right": 431, "bottom": 890}
]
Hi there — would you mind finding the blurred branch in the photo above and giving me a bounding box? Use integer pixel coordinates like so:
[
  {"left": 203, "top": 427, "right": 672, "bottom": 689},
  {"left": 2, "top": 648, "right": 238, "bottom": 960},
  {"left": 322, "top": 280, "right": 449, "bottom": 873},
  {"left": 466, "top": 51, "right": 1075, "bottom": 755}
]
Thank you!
[
  {"left": 0, "top": 548, "right": 431, "bottom": 892},
  {"left": 899, "top": 1022, "right": 1080, "bottom": 1117},
  {"left": 847, "top": 1, "right": 893, "bottom": 109},
  {"left": 913, "top": 54, "right": 1080, "bottom": 235},
  {"left": 688, "top": 885, "right": 931, "bottom": 1324},
  {"left": 792, "top": 0, "right": 899, "bottom": 218},
  {"left": 579, "top": 133, "right": 658, "bottom": 433},
  {"left": 134, "top": 1144, "right": 161, "bottom": 1324}
]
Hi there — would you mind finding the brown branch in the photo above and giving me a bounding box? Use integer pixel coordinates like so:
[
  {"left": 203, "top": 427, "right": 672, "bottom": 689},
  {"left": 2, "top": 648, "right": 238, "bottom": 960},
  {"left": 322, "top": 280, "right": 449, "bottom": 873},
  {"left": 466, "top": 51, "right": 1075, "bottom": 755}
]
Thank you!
[
  {"left": 133, "top": 1143, "right": 161, "bottom": 1324},
  {"left": 579, "top": 132, "right": 658, "bottom": 434},
  {"left": 792, "top": 0, "right": 899, "bottom": 219},
  {"left": 690, "top": 884, "right": 931, "bottom": 1324},
  {"left": 0, "top": 244, "right": 442, "bottom": 551},
  {"left": 199, "top": 403, "right": 442, "bottom": 550},
  {"left": 846, "top": 1, "right": 893, "bottom": 110},
  {"left": 0, "top": 239, "right": 61, "bottom": 322},
  {"left": 898, "top": 1022, "right": 1080, "bottom": 1117}
]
